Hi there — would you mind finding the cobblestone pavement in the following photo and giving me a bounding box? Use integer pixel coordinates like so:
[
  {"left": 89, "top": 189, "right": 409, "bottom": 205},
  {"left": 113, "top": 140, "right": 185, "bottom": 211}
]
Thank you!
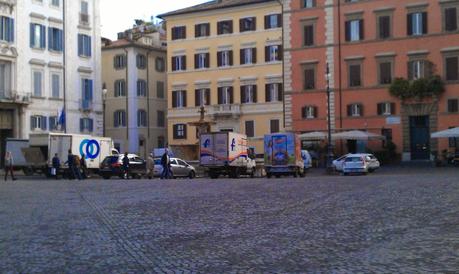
[{"left": 0, "top": 168, "right": 458, "bottom": 273}]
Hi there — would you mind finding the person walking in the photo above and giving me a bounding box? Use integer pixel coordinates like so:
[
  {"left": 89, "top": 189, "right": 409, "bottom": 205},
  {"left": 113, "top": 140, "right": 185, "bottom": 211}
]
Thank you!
[
  {"left": 122, "top": 152, "right": 130, "bottom": 180},
  {"left": 4, "top": 151, "right": 16, "bottom": 181},
  {"left": 160, "top": 149, "right": 170, "bottom": 180},
  {"left": 80, "top": 154, "right": 88, "bottom": 179},
  {"left": 67, "top": 150, "right": 82, "bottom": 180},
  {"left": 52, "top": 153, "right": 60, "bottom": 180},
  {"left": 146, "top": 153, "right": 155, "bottom": 179}
]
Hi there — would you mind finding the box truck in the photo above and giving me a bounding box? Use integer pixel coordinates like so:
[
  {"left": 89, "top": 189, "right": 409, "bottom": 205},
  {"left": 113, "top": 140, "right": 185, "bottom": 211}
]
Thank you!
[
  {"left": 5, "top": 139, "right": 34, "bottom": 175},
  {"left": 200, "top": 132, "right": 256, "bottom": 179},
  {"left": 264, "top": 133, "right": 305, "bottom": 178},
  {"left": 20, "top": 133, "right": 118, "bottom": 176}
]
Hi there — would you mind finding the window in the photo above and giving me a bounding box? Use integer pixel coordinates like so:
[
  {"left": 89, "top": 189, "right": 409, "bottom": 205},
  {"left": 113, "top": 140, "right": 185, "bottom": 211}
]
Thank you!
[
  {"left": 407, "top": 12, "right": 427, "bottom": 36},
  {"left": 81, "top": 1, "right": 89, "bottom": 14},
  {"left": 157, "top": 81, "right": 165, "bottom": 98},
  {"left": 158, "top": 136, "right": 165, "bottom": 148},
  {"left": 378, "top": 15, "right": 391, "bottom": 39},
  {"left": 171, "top": 26, "right": 186, "bottom": 40},
  {"left": 347, "top": 104, "right": 363, "bottom": 117},
  {"left": 114, "top": 110, "right": 126, "bottom": 127},
  {"left": 217, "top": 20, "right": 233, "bottom": 35},
  {"left": 51, "top": 0, "right": 60, "bottom": 7},
  {"left": 114, "top": 80, "right": 126, "bottom": 97},
  {"left": 349, "top": 63, "right": 362, "bottom": 87},
  {"left": 270, "top": 120, "right": 280, "bottom": 133},
  {"left": 51, "top": 74, "right": 60, "bottom": 98},
  {"left": 195, "top": 23, "right": 210, "bottom": 38},
  {"left": 136, "top": 54, "right": 147, "bottom": 69},
  {"left": 30, "top": 23, "right": 46, "bottom": 49},
  {"left": 172, "top": 55, "right": 186, "bottom": 71},
  {"left": 173, "top": 124, "right": 187, "bottom": 139},
  {"left": 80, "top": 1, "right": 89, "bottom": 24},
  {"left": 48, "top": 27, "right": 63, "bottom": 51},
  {"left": 195, "top": 88, "right": 210, "bottom": 106},
  {"left": 345, "top": 19, "right": 364, "bottom": 42},
  {"left": 377, "top": 102, "right": 395, "bottom": 116},
  {"left": 194, "top": 53, "right": 210, "bottom": 69},
  {"left": 240, "top": 48, "right": 256, "bottom": 65},
  {"left": 81, "top": 79, "right": 93, "bottom": 110},
  {"left": 445, "top": 56, "right": 459, "bottom": 81},
  {"left": 30, "top": 115, "right": 46, "bottom": 131},
  {"left": 303, "top": 66, "right": 316, "bottom": 90},
  {"left": 408, "top": 60, "right": 431, "bottom": 80},
  {"left": 265, "top": 83, "right": 283, "bottom": 102},
  {"left": 448, "top": 99, "right": 459, "bottom": 113},
  {"left": 241, "top": 85, "right": 257, "bottom": 104},
  {"left": 33, "top": 71, "right": 43, "bottom": 97},
  {"left": 240, "top": 17, "right": 256, "bottom": 32},
  {"left": 302, "top": 106, "right": 317, "bottom": 119},
  {"left": 304, "top": 24, "right": 315, "bottom": 46},
  {"left": 379, "top": 61, "right": 393, "bottom": 85},
  {"left": 303, "top": 0, "right": 316, "bottom": 8},
  {"left": 137, "top": 79, "right": 147, "bottom": 97},
  {"left": 265, "top": 14, "right": 282, "bottom": 29},
  {"left": 157, "top": 111, "right": 165, "bottom": 127},
  {"left": 265, "top": 45, "right": 282, "bottom": 62},
  {"left": 114, "top": 55, "right": 126, "bottom": 69},
  {"left": 218, "top": 87, "right": 233, "bottom": 105},
  {"left": 137, "top": 110, "right": 147, "bottom": 127},
  {"left": 444, "top": 7, "right": 458, "bottom": 32},
  {"left": 217, "top": 50, "right": 233, "bottom": 67},
  {"left": 49, "top": 116, "right": 58, "bottom": 131},
  {"left": 80, "top": 118, "right": 93, "bottom": 132},
  {"left": 245, "top": 121, "right": 254, "bottom": 138},
  {"left": 172, "top": 90, "right": 187, "bottom": 108},
  {"left": 381, "top": 128, "right": 393, "bottom": 148},
  {"left": 155, "top": 57, "right": 165, "bottom": 72},
  {"left": 0, "top": 62, "right": 11, "bottom": 98},
  {"left": 78, "top": 34, "right": 91, "bottom": 57},
  {"left": 0, "top": 16, "right": 14, "bottom": 42}
]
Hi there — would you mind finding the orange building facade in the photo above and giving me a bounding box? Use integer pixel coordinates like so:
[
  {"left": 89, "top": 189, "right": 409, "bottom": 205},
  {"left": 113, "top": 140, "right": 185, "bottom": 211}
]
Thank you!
[{"left": 284, "top": 0, "right": 459, "bottom": 161}]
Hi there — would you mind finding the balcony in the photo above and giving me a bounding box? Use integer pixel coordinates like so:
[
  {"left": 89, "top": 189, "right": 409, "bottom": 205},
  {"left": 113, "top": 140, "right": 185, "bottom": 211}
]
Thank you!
[
  {"left": 0, "top": 0, "right": 16, "bottom": 6},
  {"left": 79, "top": 13, "right": 90, "bottom": 26},
  {"left": 212, "top": 104, "right": 241, "bottom": 119},
  {"left": 80, "top": 99, "right": 93, "bottom": 111},
  {"left": 0, "top": 91, "right": 31, "bottom": 105}
]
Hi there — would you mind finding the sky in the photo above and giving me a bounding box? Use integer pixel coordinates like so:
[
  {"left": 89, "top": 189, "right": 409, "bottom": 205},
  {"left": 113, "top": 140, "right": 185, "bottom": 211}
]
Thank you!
[{"left": 100, "top": 0, "right": 208, "bottom": 40}]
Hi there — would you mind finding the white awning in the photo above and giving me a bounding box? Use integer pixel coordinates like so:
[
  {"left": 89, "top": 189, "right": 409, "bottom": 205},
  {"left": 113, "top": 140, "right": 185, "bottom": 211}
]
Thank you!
[
  {"left": 431, "top": 127, "right": 459, "bottom": 138},
  {"left": 299, "top": 131, "right": 328, "bottom": 140},
  {"left": 332, "top": 130, "right": 385, "bottom": 141}
]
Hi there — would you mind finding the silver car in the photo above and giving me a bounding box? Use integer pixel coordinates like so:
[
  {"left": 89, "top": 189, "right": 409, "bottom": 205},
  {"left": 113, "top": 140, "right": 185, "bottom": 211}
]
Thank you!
[
  {"left": 334, "top": 153, "right": 380, "bottom": 173},
  {"left": 342, "top": 155, "right": 370, "bottom": 175},
  {"left": 153, "top": 157, "right": 196, "bottom": 179}
]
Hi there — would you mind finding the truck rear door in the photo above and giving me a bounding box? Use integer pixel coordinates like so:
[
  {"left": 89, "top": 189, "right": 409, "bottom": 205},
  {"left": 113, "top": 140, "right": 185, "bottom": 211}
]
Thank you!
[
  {"left": 271, "top": 135, "right": 289, "bottom": 166},
  {"left": 50, "top": 135, "right": 71, "bottom": 166}
]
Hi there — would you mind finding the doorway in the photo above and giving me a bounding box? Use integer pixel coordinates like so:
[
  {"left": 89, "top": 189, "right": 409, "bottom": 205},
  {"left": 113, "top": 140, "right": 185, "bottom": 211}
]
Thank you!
[{"left": 410, "top": 116, "right": 430, "bottom": 160}]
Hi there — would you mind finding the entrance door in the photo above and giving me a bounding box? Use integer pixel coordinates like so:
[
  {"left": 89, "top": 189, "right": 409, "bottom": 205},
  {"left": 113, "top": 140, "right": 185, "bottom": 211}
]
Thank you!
[{"left": 410, "top": 116, "right": 430, "bottom": 160}]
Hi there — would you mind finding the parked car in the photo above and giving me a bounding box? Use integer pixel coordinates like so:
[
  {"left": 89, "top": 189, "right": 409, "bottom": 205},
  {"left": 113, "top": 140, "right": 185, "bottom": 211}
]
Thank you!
[
  {"left": 333, "top": 153, "right": 380, "bottom": 173},
  {"left": 342, "top": 155, "right": 370, "bottom": 175},
  {"left": 301, "top": 150, "right": 312, "bottom": 171},
  {"left": 153, "top": 157, "right": 196, "bottom": 179},
  {"left": 99, "top": 154, "right": 146, "bottom": 179}
]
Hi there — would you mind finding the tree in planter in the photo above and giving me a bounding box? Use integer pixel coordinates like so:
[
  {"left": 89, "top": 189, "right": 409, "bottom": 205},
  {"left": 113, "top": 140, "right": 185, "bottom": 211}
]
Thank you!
[
  {"left": 389, "top": 78, "right": 411, "bottom": 100},
  {"left": 389, "top": 76, "right": 445, "bottom": 100}
]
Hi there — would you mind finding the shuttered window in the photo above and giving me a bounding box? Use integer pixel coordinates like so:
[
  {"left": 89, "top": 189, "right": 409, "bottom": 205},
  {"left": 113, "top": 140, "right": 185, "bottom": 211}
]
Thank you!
[
  {"left": 345, "top": 19, "right": 364, "bottom": 42},
  {"left": 444, "top": 7, "right": 457, "bottom": 32},
  {"left": 240, "top": 17, "right": 256, "bottom": 32},
  {"left": 194, "top": 53, "right": 210, "bottom": 69},
  {"left": 304, "top": 68, "right": 315, "bottom": 90},
  {"left": 157, "top": 111, "right": 165, "bottom": 127},
  {"left": 302, "top": 106, "right": 318, "bottom": 119},
  {"left": 378, "top": 15, "right": 391, "bottom": 39},
  {"left": 349, "top": 64, "right": 361, "bottom": 87},
  {"left": 78, "top": 34, "right": 91, "bottom": 57},
  {"left": 270, "top": 120, "right": 280, "bottom": 133},
  {"left": 217, "top": 50, "right": 233, "bottom": 67},
  {"left": 51, "top": 74, "right": 60, "bottom": 98},
  {"left": 0, "top": 16, "right": 14, "bottom": 42},
  {"left": 172, "top": 90, "right": 187, "bottom": 108},
  {"left": 245, "top": 121, "right": 255, "bottom": 138},
  {"left": 195, "top": 23, "right": 210, "bottom": 38},
  {"left": 241, "top": 85, "right": 257, "bottom": 104},
  {"left": 171, "top": 26, "right": 186, "bottom": 40},
  {"left": 265, "top": 14, "right": 282, "bottom": 29},
  {"left": 347, "top": 104, "right": 363, "bottom": 117},
  {"left": 304, "top": 24, "right": 314, "bottom": 46},
  {"left": 377, "top": 102, "right": 396, "bottom": 116},
  {"left": 80, "top": 118, "right": 94, "bottom": 132},
  {"left": 136, "top": 54, "right": 147, "bottom": 69},
  {"left": 217, "top": 20, "right": 233, "bottom": 35},
  {"left": 30, "top": 23, "right": 46, "bottom": 49},
  {"left": 265, "top": 83, "right": 283, "bottom": 102},
  {"left": 407, "top": 12, "right": 428, "bottom": 36},
  {"left": 114, "top": 80, "right": 126, "bottom": 97},
  {"left": 114, "top": 110, "right": 126, "bottom": 127},
  {"left": 137, "top": 79, "right": 147, "bottom": 97},
  {"left": 156, "top": 81, "right": 165, "bottom": 99},
  {"left": 114, "top": 54, "right": 126, "bottom": 69},
  {"left": 173, "top": 124, "right": 187, "bottom": 139},
  {"left": 379, "top": 62, "right": 392, "bottom": 85},
  {"left": 195, "top": 89, "right": 210, "bottom": 106},
  {"left": 448, "top": 99, "right": 459, "bottom": 113},
  {"left": 48, "top": 27, "right": 63, "bottom": 51},
  {"left": 33, "top": 71, "right": 43, "bottom": 97},
  {"left": 172, "top": 55, "right": 186, "bottom": 71},
  {"left": 445, "top": 56, "right": 459, "bottom": 81},
  {"left": 217, "top": 87, "right": 233, "bottom": 105},
  {"left": 240, "top": 48, "right": 256, "bottom": 65}
]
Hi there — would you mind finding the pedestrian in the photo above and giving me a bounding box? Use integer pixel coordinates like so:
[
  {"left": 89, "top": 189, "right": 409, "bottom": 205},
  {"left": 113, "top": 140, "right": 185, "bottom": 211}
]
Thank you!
[
  {"left": 67, "top": 150, "right": 82, "bottom": 180},
  {"left": 122, "top": 152, "right": 130, "bottom": 180},
  {"left": 52, "top": 153, "right": 60, "bottom": 180},
  {"left": 4, "top": 151, "right": 16, "bottom": 181},
  {"left": 160, "top": 149, "right": 169, "bottom": 180},
  {"left": 146, "top": 153, "right": 155, "bottom": 179},
  {"left": 80, "top": 154, "right": 88, "bottom": 179}
]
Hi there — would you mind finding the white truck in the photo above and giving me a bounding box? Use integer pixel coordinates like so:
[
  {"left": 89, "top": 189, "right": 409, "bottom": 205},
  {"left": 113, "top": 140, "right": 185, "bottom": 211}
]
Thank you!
[
  {"left": 200, "top": 132, "right": 256, "bottom": 179},
  {"left": 21, "top": 133, "right": 118, "bottom": 176},
  {"left": 5, "top": 139, "right": 33, "bottom": 175}
]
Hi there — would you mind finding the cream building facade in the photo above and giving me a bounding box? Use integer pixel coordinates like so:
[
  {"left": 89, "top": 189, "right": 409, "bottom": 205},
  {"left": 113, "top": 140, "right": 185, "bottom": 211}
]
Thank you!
[
  {"left": 159, "top": 0, "right": 284, "bottom": 159},
  {"left": 101, "top": 28, "right": 167, "bottom": 158}
]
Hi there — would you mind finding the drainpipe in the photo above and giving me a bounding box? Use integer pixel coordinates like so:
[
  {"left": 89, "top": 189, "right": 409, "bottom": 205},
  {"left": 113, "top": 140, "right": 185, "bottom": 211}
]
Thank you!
[{"left": 276, "top": 0, "right": 286, "bottom": 129}]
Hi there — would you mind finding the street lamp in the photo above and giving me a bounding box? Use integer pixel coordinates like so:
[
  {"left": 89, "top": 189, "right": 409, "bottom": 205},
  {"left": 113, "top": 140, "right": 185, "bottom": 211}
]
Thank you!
[
  {"left": 326, "top": 63, "right": 334, "bottom": 171},
  {"left": 102, "top": 83, "right": 108, "bottom": 137}
]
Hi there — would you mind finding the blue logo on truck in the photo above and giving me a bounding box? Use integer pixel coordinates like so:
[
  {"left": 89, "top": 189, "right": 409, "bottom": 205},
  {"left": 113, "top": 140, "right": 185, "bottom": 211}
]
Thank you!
[
  {"left": 80, "top": 139, "right": 100, "bottom": 159},
  {"left": 203, "top": 139, "right": 210, "bottom": 148},
  {"left": 231, "top": 138, "right": 236, "bottom": 151}
]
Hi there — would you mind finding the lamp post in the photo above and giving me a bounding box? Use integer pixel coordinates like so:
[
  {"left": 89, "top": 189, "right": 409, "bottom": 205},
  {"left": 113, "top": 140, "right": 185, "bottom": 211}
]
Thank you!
[
  {"left": 326, "top": 63, "right": 333, "bottom": 171},
  {"left": 102, "top": 83, "right": 108, "bottom": 137}
]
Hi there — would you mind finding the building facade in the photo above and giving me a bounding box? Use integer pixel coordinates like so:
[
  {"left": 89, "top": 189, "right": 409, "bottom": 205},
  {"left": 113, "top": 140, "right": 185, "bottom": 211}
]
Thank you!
[
  {"left": 285, "top": 0, "right": 459, "bottom": 160},
  {"left": 101, "top": 27, "right": 167, "bottom": 158},
  {"left": 0, "top": 0, "right": 102, "bottom": 165},
  {"left": 160, "top": 0, "right": 284, "bottom": 159}
]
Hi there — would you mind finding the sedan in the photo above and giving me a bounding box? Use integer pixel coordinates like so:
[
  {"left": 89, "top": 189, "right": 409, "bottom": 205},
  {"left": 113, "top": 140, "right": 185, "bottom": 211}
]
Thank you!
[
  {"left": 99, "top": 154, "right": 146, "bottom": 179},
  {"left": 342, "top": 155, "right": 370, "bottom": 175},
  {"left": 153, "top": 158, "right": 196, "bottom": 179}
]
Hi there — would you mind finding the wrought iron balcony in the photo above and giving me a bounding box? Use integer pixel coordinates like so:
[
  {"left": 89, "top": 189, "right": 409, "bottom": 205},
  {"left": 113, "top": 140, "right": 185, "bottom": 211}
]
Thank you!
[{"left": 80, "top": 99, "right": 93, "bottom": 111}]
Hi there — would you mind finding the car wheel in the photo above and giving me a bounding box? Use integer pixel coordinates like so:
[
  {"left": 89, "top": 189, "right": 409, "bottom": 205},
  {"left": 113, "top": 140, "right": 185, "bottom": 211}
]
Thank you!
[
  {"left": 102, "top": 175, "right": 111, "bottom": 180},
  {"left": 209, "top": 171, "right": 219, "bottom": 179},
  {"left": 266, "top": 173, "right": 272, "bottom": 179},
  {"left": 188, "top": 171, "right": 196, "bottom": 179},
  {"left": 343, "top": 172, "right": 348, "bottom": 176}
]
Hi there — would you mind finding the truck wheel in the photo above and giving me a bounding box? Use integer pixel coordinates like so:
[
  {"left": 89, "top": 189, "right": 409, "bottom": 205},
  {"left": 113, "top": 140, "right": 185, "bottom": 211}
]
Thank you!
[
  {"left": 234, "top": 168, "right": 241, "bottom": 179},
  {"left": 23, "top": 167, "right": 34, "bottom": 176},
  {"left": 209, "top": 171, "right": 219, "bottom": 179},
  {"left": 103, "top": 175, "right": 111, "bottom": 180},
  {"left": 267, "top": 173, "right": 272, "bottom": 179}
]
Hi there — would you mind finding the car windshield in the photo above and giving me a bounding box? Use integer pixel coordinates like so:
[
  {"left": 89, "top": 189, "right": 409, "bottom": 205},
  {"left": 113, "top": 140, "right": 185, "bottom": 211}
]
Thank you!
[
  {"left": 102, "top": 156, "right": 119, "bottom": 164},
  {"left": 345, "top": 157, "right": 362, "bottom": 163}
]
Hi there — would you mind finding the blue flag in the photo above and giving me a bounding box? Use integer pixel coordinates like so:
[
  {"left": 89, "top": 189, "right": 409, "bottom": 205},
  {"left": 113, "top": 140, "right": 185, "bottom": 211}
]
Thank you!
[{"left": 58, "top": 107, "right": 65, "bottom": 129}]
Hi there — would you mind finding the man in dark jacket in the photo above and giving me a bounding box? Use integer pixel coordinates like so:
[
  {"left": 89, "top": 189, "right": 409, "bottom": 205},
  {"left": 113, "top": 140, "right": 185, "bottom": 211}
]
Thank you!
[
  {"left": 160, "top": 149, "right": 169, "bottom": 179},
  {"left": 122, "top": 152, "right": 130, "bottom": 179},
  {"left": 67, "top": 150, "right": 82, "bottom": 180},
  {"left": 52, "top": 153, "right": 60, "bottom": 180}
]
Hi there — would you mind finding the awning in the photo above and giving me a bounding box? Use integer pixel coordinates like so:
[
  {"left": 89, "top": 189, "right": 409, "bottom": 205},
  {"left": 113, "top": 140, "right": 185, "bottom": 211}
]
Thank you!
[
  {"left": 299, "top": 131, "right": 328, "bottom": 140},
  {"left": 431, "top": 127, "right": 459, "bottom": 138},
  {"left": 332, "top": 130, "right": 386, "bottom": 141}
]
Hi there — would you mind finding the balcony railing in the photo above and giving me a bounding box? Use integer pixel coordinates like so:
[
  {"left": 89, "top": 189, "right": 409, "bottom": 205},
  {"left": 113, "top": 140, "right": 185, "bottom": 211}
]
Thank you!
[
  {"left": 80, "top": 99, "right": 93, "bottom": 111},
  {"left": 0, "top": 0, "right": 16, "bottom": 6},
  {"left": 212, "top": 104, "right": 241, "bottom": 118},
  {"left": 79, "top": 13, "right": 90, "bottom": 25}
]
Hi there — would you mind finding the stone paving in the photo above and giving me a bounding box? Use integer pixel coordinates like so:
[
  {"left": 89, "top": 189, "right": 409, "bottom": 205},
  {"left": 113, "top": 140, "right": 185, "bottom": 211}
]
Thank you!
[{"left": 0, "top": 167, "right": 458, "bottom": 273}]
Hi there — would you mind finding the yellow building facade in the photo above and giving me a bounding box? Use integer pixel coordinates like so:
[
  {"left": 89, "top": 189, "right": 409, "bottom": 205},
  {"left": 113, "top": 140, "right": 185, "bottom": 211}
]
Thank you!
[{"left": 160, "top": 0, "right": 284, "bottom": 159}]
